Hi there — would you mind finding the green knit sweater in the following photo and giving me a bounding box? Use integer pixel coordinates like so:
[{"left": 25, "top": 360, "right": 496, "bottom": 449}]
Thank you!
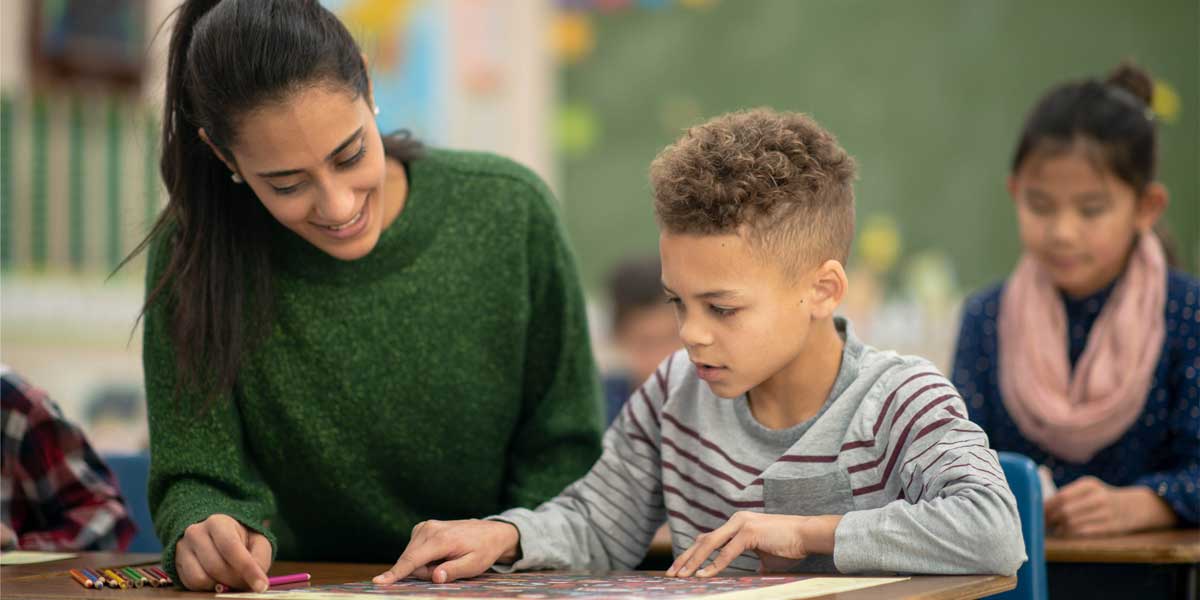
[{"left": 143, "top": 149, "right": 604, "bottom": 575}]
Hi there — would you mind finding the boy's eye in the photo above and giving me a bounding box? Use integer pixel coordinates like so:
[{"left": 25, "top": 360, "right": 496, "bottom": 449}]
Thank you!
[
  {"left": 1080, "top": 205, "right": 1107, "bottom": 218},
  {"left": 710, "top": 305, "right": 736, "bottom": 317}
]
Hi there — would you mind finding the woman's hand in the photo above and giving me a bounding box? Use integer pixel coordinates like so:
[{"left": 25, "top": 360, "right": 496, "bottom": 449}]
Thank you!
[
  {"left": 374, "top": 520, "right": 520, "bottom": 585},
  {"left": 1046, "top": 477, "right": 1177, "bottom": 537},
  {"left": 667, "top": 512, "right": 840, "bottom": 578},
  {"left": 174, "top": 514, "right": 272, "bottom": 592}
]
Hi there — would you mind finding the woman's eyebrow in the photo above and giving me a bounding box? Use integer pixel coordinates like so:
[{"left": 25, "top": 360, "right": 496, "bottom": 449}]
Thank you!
[{"left": 257, "top": 127, "right": 364, "bottom": 178}]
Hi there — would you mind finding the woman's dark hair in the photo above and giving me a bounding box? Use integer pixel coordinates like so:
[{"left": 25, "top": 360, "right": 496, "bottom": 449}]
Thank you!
[
  {"left": 125, "top": 0, "right": 420, "bottom": 403},
  {"left": 1011, "top": 61, "right": 1157, "bottom": 192}
]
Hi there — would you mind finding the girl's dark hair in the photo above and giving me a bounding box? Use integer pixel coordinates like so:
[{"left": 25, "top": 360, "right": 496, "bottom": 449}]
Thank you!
[
  {"left": 1011, "top": 61, "right": 1181, "bottom": 266},
  {"left": 1011, "top": 61, "right": 1157, "bottom": 192},
  {"left": 126, "top": 0, "right": 420, "bottom": 403}
]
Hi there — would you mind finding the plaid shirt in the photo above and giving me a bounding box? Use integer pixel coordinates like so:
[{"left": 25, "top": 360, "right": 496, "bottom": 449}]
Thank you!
[{"left": 1, "top": 370, "right": 135, "bottom": 551}]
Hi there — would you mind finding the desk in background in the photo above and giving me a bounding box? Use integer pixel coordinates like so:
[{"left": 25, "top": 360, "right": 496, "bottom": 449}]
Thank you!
[{"left": 1045, "top": 528, "right": 1199, "bottom": 600}]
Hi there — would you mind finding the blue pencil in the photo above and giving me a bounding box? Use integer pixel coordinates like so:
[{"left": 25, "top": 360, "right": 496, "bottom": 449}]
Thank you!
[{"left": 81, "top": 568, "right": 105, "bottom": 589}]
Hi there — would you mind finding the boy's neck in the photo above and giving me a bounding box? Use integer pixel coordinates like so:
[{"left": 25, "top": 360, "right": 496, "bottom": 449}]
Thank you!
[{"left": 748, "top": 317, "right": 845, "bottom": 430}]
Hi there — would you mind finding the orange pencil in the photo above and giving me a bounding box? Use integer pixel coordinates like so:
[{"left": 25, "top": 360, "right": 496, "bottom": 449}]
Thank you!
[{"left": 68, "top": 569, "right": 93, "bottom": 589}]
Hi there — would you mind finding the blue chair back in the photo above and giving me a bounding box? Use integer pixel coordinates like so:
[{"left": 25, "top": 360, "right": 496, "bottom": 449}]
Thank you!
[
  {"left": 994, "top": 451, "right": 1047, "bottom": 600},
  {"left": 102, "top": 452, "right": 162, "bottom": 553}
]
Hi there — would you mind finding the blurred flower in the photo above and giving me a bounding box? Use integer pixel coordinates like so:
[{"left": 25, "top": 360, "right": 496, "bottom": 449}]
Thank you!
[
  {"left": 557, "top": 104, "right": 600, "bottom": 157},
  {"left": 1152, "top": 79, "right": 1181, "bottom": 123},
  {"left": 857, "top": 213, "right": 902, "bottom": 275},
  {"left": 551, "top": 12, "right": 596, "bottom": 64}
]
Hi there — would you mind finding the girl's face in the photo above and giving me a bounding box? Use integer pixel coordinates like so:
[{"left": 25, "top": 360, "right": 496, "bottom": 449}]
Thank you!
[
  {"left": 1008, "top": 149, "right": 1166, "bottom": 298},
  {"left": 209, "top": 85, "right": 400, "bottom": 261}
]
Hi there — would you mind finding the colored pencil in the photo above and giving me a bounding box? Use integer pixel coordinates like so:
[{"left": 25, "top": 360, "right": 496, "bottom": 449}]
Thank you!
[
  {"left": 122, "top": 566, "right": 147, "bottom": 587},
  {"left": 82, "top": 568, "right": 105, "bottom": 589},
  {"left": 268, "top": 572, "right": 311, "bottom": 586},
  {"left": 150, "top": 565, "right": 173, "bottom": 584},
  {"left": 103, "top": 568, "right": 129, "bottom": 589},
  {"left": 68, "top": 569, "right": 92, "bottom": 589},
  {"left": 138, "top": 566, "right": 165, "bottom": 586}
]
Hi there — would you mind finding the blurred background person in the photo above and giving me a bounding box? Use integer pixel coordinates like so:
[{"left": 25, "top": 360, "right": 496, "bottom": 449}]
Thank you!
[
  {"left": 1, "top": 367, "right": 136, "bottom": 551},
  {"left": 602, "top": 255, "right": 680, "bottom": 425}
]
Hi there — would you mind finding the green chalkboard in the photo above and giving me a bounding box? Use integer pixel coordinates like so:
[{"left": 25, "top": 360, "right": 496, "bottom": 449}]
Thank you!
[{"left": 560, "top": 0, "right": 1198, "bottom": 296}]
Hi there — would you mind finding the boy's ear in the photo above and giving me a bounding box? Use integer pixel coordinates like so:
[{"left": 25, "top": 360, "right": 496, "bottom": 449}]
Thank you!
[{"left": 808, "top": 259, "right": 848, "bottom": 320}]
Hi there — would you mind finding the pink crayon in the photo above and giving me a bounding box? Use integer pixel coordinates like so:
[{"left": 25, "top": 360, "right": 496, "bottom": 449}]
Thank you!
[{"left": 268, "top": 573, "right": 312, "bottom": 586}]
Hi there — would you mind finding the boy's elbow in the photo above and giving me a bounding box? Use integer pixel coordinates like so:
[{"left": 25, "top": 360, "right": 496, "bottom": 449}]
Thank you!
[
  {"left": 983, "top": 533, "right": 1026, "bottom": 576},
  {"left": 978, "top": 505, "right": 1027, "bottom": 575},
  {"left": 961, "top": 488, "right": 1026, "bottom": 575}
]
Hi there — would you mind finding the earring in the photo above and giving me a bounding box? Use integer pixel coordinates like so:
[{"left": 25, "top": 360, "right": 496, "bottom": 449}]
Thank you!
[
  {"left": 373, "top": 105, "right": 380, "bottom": 116},
  {"left": 231, "top": 172, "right": 243, "bottom": 183}
]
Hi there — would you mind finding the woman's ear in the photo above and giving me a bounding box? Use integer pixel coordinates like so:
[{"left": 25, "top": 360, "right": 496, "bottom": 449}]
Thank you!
[{"left": 198, "top": 128, "right": 241, "bottom": 177}]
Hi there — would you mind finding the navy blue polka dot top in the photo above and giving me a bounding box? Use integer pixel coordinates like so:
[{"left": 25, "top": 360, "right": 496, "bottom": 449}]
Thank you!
[{"left": 952, "top": 269, "right": 1200, "bottom": 524}]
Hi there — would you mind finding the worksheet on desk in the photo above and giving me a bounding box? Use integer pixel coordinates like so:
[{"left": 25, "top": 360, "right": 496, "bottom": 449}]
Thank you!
[{"left": 220, "top": 573, "right": 908, "bottom": 600}]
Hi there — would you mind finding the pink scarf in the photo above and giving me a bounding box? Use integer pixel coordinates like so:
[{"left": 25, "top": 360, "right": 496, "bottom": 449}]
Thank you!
[{"left": 997, "top": 233, "right": 1167, "bottom": 464}]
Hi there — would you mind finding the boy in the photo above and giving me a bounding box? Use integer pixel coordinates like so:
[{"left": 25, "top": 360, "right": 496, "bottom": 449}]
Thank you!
[
  {"left": 603, "top": 256, "right": 681, "bottom": 425},
  {"left": 374, "top": 109, "right": 1025, "bottom": 582}
]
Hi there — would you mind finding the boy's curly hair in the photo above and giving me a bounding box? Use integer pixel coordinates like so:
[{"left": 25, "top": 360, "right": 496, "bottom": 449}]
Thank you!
[{"left": 650, "top": 108, "right": 857, "bottom": 274}]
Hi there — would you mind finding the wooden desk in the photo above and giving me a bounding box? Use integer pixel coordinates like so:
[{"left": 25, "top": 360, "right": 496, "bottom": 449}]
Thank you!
[
  {"left": 2, "top": 555, "right": 1015, "bottom": 600},
  {"left": 1046, "top": 528, "right": 1200, "bottom": 564},
  {"left": 1045, "top": 529, "right": 1199, "bottom": 600},
  {"left": 1, "top": 552, "right": 161, "bottom": 581}
]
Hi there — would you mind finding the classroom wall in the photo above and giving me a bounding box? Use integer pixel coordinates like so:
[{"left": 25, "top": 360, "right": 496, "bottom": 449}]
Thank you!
[
  {"left": 558, "top": 0, "right": 1199, "bottom": 292},
  {"left": 0, "top": 0, "right": 553, "bottom": 442}
]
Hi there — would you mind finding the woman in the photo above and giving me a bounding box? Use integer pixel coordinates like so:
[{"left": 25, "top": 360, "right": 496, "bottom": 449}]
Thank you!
[{"left": 136, "top": 0, "right": 603, "bottom": 592}]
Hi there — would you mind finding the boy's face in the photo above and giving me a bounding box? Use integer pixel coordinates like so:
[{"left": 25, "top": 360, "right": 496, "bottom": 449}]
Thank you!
[{"left": 659, "top": 231, "right": 815, "bottom": 399}]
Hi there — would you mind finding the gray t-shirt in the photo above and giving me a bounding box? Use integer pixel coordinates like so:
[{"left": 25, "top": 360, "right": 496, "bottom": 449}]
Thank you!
[{"left": 491, "top": 318, "right": 1026, "bottom": 575}]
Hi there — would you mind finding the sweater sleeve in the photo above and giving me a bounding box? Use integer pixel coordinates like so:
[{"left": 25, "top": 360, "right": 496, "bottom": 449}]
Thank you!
[
  {"left": 489, "top": 360, "right": 669, "bottom": 571},
  {"left": 499, "top": 176, "right": 605, "bottom": 510},
  {"left": 1132, "top": 282, "right": 1200, "bottom": 525},
  {"left": 142, "top": 233, "right": 278, "bottom": 580},
  {"left": 834, "top": 369, "right": 1026, "bottom": 575}
]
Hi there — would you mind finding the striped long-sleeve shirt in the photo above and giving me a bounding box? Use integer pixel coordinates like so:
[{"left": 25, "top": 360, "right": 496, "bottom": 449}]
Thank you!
[{"left": 491, "top": 319, "right": 1026, "bottom": 575}]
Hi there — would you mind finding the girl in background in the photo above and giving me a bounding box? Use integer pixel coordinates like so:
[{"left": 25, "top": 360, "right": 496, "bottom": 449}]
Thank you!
[{"left": 953, "top": 62, "right": 1198, "bottom": 538}]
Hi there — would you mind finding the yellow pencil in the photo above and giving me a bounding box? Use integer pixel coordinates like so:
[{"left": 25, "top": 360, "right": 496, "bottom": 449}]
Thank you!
[{"left": 103, "top": 568, "right": 129, "bottom": 589}]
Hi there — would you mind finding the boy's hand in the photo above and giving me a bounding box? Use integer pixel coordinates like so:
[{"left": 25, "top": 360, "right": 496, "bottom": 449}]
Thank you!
[
  {"left": 175, "top": 514, "right": 272, "bottom": 593},
  {"left": 667, "top": 512, "right": 841, "bottom": 578},
  {"left": 1046, "top": 477, "right": 1177, "bottom": 537},
  {"left": 374, "top": 520, "right": 520, "bottom": 585}
]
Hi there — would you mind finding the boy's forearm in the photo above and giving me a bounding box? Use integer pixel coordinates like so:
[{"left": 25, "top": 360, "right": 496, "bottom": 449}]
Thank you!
[
  {"left": 798, "top": 515, "right": 843, "bottom": 555},
  {"left": 494, "top": 521, "right": 522, "bottom": 564}
]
